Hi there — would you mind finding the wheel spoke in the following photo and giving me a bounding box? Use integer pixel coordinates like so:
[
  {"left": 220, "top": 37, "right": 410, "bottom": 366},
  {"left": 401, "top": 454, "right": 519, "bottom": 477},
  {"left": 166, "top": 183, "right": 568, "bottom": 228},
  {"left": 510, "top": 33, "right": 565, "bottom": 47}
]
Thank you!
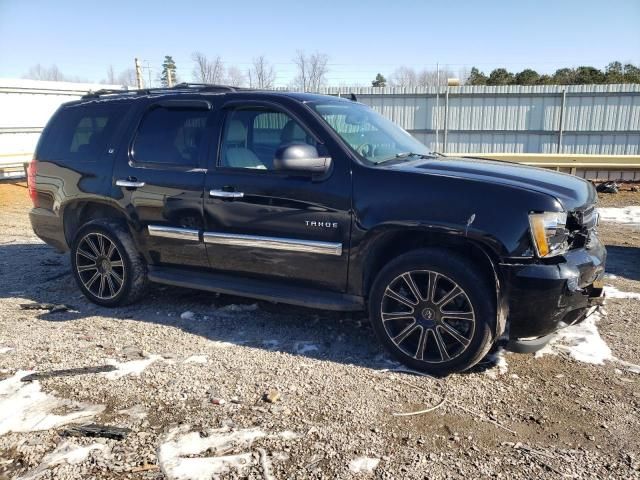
[
  {"left": 436, "top": 285, "right": 462, "bottom": 308},
  {"left": 77, "top": 248, "right": 97, "bottom": 262},
  {"left": 381, "top": 311, "right": 415, "bottom": 322},
  {"left": 97, "top": 235, "right": 106, "bottom": 256},
  {"left": 77, "top": 264, "right": 98, "bottom": 273},
  {"left": 427, "top": 272, "right": 439, "bottom": 302},
  {"left": 109, "top": 269, "right": 123, "bottom": 286},
  {"left": 431, "top": 328, "right": 451, "bottom": 361},
  {"left": 110, "top": 260, "right": 124, "bottom": 269},
  {"left": 106, "top": 242, "right": 116, "bottom": 260},
  {"left": 401, "top": 272, "right": 424, "bottom": 303},
  {"left": 391, "top": 321, "right": 418, "bottom": 345},
  {"left": 85, "top": 271, "right": 101, "bottom": 290},
  {"left": 98, "top": 274, "right": 106, "bottom": 297},
  {"left": 385, "top": 287, "right": 417, "bottom": 308},
  {"left": 106, "top": 274, "right": 116, "bottom": 297},
  {"left": 85, "top": 237, "right": 101, "bottom": 257},
  {"left": 439, "top": 322, "right": 471, "bottom": 347},
  {"left": 441, "top": 311, "right": 474, "bottom": 321},
  {"left": 415, "top": 327, "right": 427, "bottom": 360}
]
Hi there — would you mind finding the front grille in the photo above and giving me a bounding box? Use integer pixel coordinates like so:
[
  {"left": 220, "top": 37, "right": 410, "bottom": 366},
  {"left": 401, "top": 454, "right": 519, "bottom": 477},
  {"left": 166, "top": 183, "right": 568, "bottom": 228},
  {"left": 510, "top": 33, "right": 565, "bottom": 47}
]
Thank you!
[{"left": 567, "top": 205, "right": 597, "bottom": 249}]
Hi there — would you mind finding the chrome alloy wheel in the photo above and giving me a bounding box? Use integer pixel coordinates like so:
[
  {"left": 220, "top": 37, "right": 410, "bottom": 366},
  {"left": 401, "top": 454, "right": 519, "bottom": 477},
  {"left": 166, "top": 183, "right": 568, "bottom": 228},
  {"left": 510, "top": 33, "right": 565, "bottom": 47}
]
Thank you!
[
  {"left": 75, "top": 232, "right": 125, "bottom": 300},
  {"left": 380, "top": 270, "right": 476, "bottom": 363}
]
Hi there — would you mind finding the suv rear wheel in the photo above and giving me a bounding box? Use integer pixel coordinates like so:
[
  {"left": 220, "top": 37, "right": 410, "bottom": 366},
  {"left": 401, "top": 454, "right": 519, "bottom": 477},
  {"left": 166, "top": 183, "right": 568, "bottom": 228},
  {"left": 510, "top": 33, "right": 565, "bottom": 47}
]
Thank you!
[
  {"left": 71, "top": 220, "right": 148, "bottom": 307},
  {"left": 369, "top": 248, "right": 495, "bottom": 376}
]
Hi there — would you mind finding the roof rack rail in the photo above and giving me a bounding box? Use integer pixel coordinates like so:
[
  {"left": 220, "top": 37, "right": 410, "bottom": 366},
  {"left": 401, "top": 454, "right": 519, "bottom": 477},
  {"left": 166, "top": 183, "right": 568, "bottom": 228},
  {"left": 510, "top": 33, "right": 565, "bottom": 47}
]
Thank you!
[
  {"left": 81, "top": 88, "right": 151, "bottom": 99},
  {"left": 172, "top": 82, "right": 238, "bottom": 92},
  {"left": 81, "top": 83, "right": 243, "bottom": 100}
]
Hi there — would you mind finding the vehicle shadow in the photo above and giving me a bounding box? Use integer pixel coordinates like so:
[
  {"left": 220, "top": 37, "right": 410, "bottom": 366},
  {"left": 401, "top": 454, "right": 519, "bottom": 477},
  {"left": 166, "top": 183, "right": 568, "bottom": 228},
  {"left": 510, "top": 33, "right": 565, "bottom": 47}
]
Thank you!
[
  {"left": 0, "top": 242, "right": 504, "bottom": 375},
  {"left": 604, "top": 245, "right": 640, "bottom": 281}
]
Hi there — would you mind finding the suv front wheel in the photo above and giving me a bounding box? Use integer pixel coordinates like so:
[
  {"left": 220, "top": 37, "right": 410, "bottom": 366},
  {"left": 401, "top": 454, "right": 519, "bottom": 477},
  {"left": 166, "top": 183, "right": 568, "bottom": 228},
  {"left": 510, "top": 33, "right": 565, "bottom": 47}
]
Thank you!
[
  {"left": 71, "top": 220, "right": 148, "bottom": 307},
  {"left": 369, "top": 248, "right": 495, "bottom": 376}
]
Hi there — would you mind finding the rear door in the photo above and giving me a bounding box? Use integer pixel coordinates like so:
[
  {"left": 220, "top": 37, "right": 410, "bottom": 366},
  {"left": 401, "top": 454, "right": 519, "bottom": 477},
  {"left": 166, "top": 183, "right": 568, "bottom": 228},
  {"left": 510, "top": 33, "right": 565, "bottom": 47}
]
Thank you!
[
  {"left": 113, "top": 98, "right": 213, "bottom": 268},
  {"left": 202, "top": 100, "right": 352, "bottom": 292}
]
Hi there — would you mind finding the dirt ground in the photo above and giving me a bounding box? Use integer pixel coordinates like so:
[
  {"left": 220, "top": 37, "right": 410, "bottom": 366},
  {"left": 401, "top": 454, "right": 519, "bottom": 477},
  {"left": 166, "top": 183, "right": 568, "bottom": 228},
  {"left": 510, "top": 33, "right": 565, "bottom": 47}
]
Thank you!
[{"left": 1, "top": 181, "right": 639, "bottom": 479}]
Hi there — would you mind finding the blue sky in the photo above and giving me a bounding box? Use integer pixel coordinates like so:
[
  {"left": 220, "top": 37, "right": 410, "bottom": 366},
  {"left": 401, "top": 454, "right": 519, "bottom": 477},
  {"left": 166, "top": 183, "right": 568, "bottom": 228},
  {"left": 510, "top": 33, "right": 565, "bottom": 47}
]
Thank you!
[{"left": 1, "top": 0, "right": 638, "bottom": 86}]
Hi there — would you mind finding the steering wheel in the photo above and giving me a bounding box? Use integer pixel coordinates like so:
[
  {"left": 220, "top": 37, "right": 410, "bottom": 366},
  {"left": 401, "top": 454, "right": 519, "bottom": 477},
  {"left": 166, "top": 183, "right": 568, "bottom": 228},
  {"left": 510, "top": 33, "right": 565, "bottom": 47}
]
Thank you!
[{"left": 356, "top": 143, "right": 375, "bottom": 158}]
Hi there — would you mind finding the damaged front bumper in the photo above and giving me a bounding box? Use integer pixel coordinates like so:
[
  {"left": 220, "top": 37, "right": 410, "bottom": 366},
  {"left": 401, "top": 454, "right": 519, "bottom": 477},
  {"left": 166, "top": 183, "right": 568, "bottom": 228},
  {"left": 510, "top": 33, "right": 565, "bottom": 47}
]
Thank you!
[{"left": 500, "top": 235, "right": 606, "bottom": 351}]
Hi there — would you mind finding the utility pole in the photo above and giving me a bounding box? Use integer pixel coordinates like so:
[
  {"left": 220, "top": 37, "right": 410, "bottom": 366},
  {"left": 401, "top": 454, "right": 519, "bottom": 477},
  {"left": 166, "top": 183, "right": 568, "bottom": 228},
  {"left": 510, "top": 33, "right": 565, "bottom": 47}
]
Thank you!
[
  {"left": 134, "top": 58, "right": 144, "bottom": 89},
  {"left": 167, "top": 66, "right": 174, "bottom": 87},
  {"left": 435, "top": 62, "right": 440, "bottom": 152}
]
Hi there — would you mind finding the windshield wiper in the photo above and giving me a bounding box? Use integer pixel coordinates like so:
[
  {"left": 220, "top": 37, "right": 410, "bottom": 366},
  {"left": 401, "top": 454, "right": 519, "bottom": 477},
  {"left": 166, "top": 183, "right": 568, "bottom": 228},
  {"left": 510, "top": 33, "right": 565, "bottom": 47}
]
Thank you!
[{"left": 373, "top": 152, "right": 440, "bottom": 165}]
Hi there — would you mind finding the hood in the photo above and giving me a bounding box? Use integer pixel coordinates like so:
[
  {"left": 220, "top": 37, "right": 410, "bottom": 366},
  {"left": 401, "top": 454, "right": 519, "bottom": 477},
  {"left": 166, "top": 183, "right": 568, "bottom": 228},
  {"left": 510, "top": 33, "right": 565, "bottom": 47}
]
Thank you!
[{"left": 389, "top": 156, "right": 596, "bottom": 211}]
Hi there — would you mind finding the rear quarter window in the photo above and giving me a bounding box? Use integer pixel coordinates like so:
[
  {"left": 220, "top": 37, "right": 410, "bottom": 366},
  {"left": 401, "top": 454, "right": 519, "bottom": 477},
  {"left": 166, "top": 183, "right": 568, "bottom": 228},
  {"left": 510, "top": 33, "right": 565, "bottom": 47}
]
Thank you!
[
  {"left": 37, "top": 102, "right": 128, "bottom": 162},
  {"left": 131, "top": 107, "right": 208, "bottom": 167}
]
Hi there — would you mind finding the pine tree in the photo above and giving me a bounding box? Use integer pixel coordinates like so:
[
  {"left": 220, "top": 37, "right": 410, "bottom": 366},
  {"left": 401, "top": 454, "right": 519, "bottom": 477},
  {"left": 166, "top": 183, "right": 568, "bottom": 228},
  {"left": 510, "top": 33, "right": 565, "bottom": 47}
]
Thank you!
[
  {"left": 371, "top": 73, "right": 387, "bottom": 87},
  {"left": 466, "top": 67, "right": 488, "bottom": 85},
  {"left": 161, "top": 56, "right": 177, "bottom": 87}
]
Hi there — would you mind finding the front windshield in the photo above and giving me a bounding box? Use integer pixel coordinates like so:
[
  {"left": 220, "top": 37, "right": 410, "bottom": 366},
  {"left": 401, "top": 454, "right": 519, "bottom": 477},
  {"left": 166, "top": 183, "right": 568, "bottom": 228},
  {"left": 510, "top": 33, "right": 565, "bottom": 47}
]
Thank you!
[{"left": 311, "top": 101, "right": 432, "bottom": 165}]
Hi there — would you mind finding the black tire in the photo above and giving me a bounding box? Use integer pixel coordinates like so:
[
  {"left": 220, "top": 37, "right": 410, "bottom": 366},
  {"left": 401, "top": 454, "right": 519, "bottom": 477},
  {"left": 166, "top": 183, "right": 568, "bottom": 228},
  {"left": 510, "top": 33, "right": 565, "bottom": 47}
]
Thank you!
[
  {"left": 70, "top": 219, "right": 148, "bottom": 307},
  {"left": 369, "top": 248, "right": 495, "bottom": 376}
]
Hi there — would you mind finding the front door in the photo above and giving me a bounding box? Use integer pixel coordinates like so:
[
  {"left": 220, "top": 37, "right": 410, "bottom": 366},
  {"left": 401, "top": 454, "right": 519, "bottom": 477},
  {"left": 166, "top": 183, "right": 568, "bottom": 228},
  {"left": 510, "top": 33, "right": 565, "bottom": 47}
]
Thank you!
[
  {"left": 113, "top": 99, "right": 213, "bottom": 268},
  {"left": 203, "top": 102, "right": 351, "bottom": 292}
]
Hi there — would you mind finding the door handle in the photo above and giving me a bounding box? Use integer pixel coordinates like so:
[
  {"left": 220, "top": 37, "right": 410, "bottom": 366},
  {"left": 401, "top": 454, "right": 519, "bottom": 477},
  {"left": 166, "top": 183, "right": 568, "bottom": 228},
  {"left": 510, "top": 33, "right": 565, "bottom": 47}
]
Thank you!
[
  {"left": 116, "top": 179, "right": 145, "bottom": 188},
  {"left": 210, "top": 189, "right": 244, "bottom": 199}
]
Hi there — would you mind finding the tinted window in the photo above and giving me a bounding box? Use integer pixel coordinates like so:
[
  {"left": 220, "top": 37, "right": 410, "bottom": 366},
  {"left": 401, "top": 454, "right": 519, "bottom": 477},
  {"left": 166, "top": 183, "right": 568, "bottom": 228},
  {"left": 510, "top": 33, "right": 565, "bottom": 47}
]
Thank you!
[
  {"left": 133, "top": 107, "right": 208, "bottom": 166},
  {"left": 220, "top": 107, "right": 315, "bottom": 170},
  {"left": 38, "top": 103, "right": 127, "bottom": 162}
]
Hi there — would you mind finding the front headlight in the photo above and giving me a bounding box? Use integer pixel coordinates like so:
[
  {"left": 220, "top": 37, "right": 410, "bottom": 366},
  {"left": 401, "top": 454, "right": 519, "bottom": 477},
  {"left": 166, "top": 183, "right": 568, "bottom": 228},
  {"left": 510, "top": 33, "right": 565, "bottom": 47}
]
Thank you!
[{"left": 528, "top": 212, "right": 569, "bottom": 257}]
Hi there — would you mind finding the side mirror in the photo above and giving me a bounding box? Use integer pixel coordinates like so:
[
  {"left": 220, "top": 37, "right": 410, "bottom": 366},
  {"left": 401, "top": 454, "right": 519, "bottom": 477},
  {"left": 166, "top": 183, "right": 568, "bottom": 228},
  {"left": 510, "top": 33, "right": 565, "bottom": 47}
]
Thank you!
[{"left": 273, "top": 144, "right": 332, "bottom": 175}]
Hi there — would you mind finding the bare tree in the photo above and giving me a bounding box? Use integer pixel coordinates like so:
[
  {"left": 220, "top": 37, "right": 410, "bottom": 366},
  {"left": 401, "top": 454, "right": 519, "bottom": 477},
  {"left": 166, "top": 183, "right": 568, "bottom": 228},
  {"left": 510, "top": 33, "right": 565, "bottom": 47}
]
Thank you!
[
  {"left": 24, "top": 64, "right": 66, "bottom": 81},
  {"left": 458, "top": 67, "right": 471, "bottom": 86},
  {"left": 292, "top": 51, "right": 329, "bottom": 91},
  {"left": 390, "top": 66, "right": 455, "bottom": 87},
  {"left": 390, "top": 66, "right": 418, "bottom": 87},
  {"left": 117, "top": 68, "right": 137, "bottom": 87},
  {"left": 103, "top": 65, "right": 117, "bottom": 84},
  {"left": 226, "top": 66, "right": 246, "bottom": 87},
  {"left": 191, "top": 51, "right": 225, "bottom": 83},
  {"left": 247, "top": 55, "right": 275, "bottom": 89}
]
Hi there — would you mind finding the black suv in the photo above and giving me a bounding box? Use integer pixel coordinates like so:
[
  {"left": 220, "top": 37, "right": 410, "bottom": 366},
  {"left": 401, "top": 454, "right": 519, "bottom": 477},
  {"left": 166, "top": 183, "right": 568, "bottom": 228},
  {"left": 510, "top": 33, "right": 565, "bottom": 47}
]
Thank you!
[{"left": 28, "top": 84, "right": 606, "bottom": 375}]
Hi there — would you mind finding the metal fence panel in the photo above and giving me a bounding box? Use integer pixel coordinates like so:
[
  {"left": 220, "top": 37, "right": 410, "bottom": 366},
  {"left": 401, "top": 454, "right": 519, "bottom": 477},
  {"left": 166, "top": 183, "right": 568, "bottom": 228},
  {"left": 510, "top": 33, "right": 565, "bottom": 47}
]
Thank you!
[{"left": 316, "top": 84, "right": 640, "bottom": 155}]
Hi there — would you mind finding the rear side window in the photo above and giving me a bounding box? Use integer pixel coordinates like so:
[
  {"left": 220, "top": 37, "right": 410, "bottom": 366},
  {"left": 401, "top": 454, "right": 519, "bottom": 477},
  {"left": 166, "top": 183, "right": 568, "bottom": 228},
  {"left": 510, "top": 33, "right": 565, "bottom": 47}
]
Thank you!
[
  {"left": 38, "top": 103, "right": 128, "bottom": 162},
  {"left": 132, "top": 107, "right": 208, "bottom": 167}
]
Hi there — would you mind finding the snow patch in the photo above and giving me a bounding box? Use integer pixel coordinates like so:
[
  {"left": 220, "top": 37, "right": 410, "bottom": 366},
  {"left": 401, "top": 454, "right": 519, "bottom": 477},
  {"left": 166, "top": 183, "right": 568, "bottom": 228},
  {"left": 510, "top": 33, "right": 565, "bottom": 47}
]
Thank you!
[
  {"left": 184, "top": 355, "right": 208, "bottom": 364},
  {"left": 597, "top": 206, "right": 640, "bottom": 226},
  {"left": 17, "top": 441, "right": 107, "bottom": 480},
  {"left": 117, "top": 404, "right": 148, "bottom": 420},
  {"left": 603, "top": 285, "right": 640, "bottom": 300},
  {"left": 536, "top": 312, "right": 640, "bottom": 373},
  {"left": 158, "top": 426, "right": 298, "bottom": 480},
  {"left": 293, "top": 342, "right": 320, "bottom": 355},
  {"left": 180, "top": 311, "right": 196, "bottom": 320},
  {"left": 0, "top": 371, "right": 104, "bottom": 435},
  {"left": 0, "top": 346, "right": 13, "bottom": 354},
  {"left": 348, "top": 457, "right": 380, "bottom": 473},
  {"left": 103, "top": 354, "right": 162, "bottom": 379},
  {"left": 484, "top": 348, "right": 509, "bottom": 378},
  {"left": 536, "top": 312, "right": 610, "bottom": 364}
]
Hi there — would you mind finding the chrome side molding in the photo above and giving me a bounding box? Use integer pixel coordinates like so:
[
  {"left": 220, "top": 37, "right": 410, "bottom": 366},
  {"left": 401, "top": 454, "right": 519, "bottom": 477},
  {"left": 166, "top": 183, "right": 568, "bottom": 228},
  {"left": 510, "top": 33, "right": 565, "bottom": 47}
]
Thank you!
[
  {"left": 203, "top": 232, "right": 342, "bottom": 256},
  {"left": 210, "top": 190, "right": 244, "bottom": 199},
  {"left": 148, "top": 225, "right": 200, "bottom": 242},
  {"left": 116, "top": 179, "right": 145, "bottom": 188}
]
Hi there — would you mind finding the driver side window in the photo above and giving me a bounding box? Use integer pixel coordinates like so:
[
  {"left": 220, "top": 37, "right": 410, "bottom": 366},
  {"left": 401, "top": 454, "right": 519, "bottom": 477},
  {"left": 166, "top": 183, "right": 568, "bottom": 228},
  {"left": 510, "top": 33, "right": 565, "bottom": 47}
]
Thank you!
[{"left": 219, "top": 107, "right": 316, "bottom": 170}]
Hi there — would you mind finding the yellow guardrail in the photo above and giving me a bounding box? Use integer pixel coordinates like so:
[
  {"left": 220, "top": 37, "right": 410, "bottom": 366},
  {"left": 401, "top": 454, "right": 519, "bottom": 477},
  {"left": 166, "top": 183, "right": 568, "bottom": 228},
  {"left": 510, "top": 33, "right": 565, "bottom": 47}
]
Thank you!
[{"left": 451, "top": 153, "right": 640, "bottom": 170}]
